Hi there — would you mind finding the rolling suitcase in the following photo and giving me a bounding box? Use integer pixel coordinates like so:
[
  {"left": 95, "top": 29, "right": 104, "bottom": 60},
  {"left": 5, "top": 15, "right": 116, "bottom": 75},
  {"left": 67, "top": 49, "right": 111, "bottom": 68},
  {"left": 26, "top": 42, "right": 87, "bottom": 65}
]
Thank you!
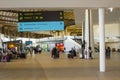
[
  {"left": 68, "top": 53, "right": 73, "bottom": 59},
  {"left": 54, "top": 53, "right": 59, "bottom": 59}
]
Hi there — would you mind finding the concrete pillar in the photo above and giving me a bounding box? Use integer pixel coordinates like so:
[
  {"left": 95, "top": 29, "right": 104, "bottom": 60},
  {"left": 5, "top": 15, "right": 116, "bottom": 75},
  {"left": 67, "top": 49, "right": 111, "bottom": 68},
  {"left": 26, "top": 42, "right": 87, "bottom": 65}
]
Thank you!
[
  {"left": 82, "top": 21, "right": 85, "bottom": 41},
  {"left": 53, "top": 32, "right": 55, "bottom": 37},
  {"left": 0, "top": 33, "right": 3, "bottom": 48},
  {"left": 85, "top": 9, "right": 90, "bottom": 59},
  {"left": 99, "top": 8, "right": 105, "bottom": 72},
  {"left": 89, "top": 10, "right": 95, "bottom": 56},
  {"left": 65, "top": 28, "right": 67, "bottom": 35},
  {"left": 62, "top": 31, "right": 64, "bottom": 36},
  {"left": 85, "top": 9, "right": 95, "bottom": 59},
  {"left": 55, "top": 32, "right": 57, "bottom": 37},
  {"left": 28, "top": 32, "right": 30, "bottom": 41}
]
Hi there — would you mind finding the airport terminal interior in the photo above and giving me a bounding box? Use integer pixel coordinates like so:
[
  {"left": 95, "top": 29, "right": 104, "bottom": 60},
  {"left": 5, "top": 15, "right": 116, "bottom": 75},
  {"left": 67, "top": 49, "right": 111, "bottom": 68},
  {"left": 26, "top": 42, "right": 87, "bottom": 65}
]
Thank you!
[{"left": 0, "top": 1, "right": 120, "bottom": 80}]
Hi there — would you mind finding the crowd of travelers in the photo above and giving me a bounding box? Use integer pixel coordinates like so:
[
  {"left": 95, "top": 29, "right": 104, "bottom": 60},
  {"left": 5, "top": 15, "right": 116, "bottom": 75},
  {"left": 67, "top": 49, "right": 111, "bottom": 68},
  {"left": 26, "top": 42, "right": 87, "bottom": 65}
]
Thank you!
[
  {"left": 0, "top": 48, "right": 25, "bottom": 62},
  {"left": 65, "top": 40, "right": 112, "bottom": 60},
  {"left": 81, "top": 40, "right": 112, "bottom": 59},
  {"left": 0, "top": 42, "right": 112, "bottom": 62},
  {"left": 0, "top": 45, "right": 43, "bottom": 62}
]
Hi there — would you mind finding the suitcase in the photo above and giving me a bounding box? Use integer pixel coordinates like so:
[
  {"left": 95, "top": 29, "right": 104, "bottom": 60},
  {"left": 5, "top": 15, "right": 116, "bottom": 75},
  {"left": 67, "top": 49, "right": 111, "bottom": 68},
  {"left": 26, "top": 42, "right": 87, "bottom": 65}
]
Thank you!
[
  {"left": 68, "top": 54, "right": 74, "bottom": 59},
  {"left": 6, "top": 56, "right": 11, "bottom": 62},
  {"left": 20, "top": 53, "right": 26, "bottom": 58},
  {"left": 54, "top": 53, "right": 59, "bottom": 59}
]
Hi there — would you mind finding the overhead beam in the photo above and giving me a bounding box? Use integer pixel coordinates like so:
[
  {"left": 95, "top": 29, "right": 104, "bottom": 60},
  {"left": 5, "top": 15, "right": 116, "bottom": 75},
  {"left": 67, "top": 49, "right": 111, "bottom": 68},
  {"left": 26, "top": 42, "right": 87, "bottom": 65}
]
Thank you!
[
  {"left": 0, "top": 19, "right": 18, "bottom": 22},
  {"left": 0, "top": 10, "right": 19, "bottom": 13},
  {"left": 0, "top": 0, "right": 120, "bottom": 8},
  {"left": 0, "top": 15, "right": 18, "bottom": 19}
]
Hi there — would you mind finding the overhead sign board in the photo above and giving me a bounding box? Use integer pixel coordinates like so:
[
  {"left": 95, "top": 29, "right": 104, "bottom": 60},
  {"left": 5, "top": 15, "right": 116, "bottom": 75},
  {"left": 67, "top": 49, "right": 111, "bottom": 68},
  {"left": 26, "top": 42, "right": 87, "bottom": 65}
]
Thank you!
[{"left": 18, "top": 11, "right": 64, "bottom": 32}]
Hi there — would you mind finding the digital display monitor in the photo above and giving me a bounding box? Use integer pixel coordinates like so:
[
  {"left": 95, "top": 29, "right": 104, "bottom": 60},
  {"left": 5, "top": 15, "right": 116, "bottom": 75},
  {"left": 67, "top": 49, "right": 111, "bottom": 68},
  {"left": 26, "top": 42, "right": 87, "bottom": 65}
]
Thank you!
[
  {"left": 18, "top": 11, "right": 64, "bottom": 32},
  {"left": 25, "top": 41, "right": 32, "bottom": 45}
]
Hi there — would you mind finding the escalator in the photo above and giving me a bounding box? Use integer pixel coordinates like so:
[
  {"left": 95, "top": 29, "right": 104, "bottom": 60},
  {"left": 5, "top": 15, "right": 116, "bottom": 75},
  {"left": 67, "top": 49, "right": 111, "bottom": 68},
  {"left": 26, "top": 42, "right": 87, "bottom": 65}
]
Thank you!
[
  {"left": 73, "top": 38, "right": 82, "bottom": 45},
  {"left": 64, "top": 38, "right": 81, "bottom": 52}
]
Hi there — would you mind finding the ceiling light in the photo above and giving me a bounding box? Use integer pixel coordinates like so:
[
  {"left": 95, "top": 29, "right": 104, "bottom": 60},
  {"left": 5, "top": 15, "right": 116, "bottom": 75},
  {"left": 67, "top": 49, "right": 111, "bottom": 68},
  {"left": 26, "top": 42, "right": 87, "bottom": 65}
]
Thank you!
[{"left": 108, "top": 8, "right": 113, "bottom": 12}]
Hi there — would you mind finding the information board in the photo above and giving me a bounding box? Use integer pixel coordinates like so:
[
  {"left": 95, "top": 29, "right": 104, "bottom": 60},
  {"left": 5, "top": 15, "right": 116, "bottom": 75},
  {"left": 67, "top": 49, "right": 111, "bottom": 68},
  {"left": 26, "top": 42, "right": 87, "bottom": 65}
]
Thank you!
[
  {"left": 25, "top": 41, "right": 32, "bottom": 45},
  {"left": 18, "top": 11, "right": 64, "bottom": 32}
]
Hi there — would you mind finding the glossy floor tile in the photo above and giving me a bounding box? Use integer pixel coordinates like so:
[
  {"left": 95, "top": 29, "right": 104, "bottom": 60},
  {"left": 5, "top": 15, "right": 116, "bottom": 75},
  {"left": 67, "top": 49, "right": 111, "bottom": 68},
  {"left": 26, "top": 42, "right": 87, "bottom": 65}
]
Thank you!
[{"left": 0, "top": 52, "right": 120, "bottom": 80}]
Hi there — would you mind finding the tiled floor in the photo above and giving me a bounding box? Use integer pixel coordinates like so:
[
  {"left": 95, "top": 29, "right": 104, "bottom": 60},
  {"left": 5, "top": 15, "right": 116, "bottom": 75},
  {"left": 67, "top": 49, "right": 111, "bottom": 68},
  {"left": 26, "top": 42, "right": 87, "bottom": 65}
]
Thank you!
[{"left": 0, "top": 52, "right": 120, "bottom": 80}]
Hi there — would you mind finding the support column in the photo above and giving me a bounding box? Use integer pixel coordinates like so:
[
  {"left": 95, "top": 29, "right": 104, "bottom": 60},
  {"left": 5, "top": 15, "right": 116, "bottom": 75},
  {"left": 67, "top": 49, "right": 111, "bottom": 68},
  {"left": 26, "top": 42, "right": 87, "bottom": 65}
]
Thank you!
[
  {"left": 85, "top": 9, "right": 95, "bottom": 59},
  {"left": 89, "top": 10, "right": 95, "bottom": 56},
  {"left": 28, "top": 32, "right": 30, "bottom": 41},
  {"left": 99, "top": 8, "right": 105, "bottom": 72},
  {"left": 82, "top": 21, "right": 85, "bottom": 41},
  {"left": 0, "top": 33, "right": 3, "bottom": 48},
  {"left": 85, "top": 9, "right": 90, "bottom": 58}
]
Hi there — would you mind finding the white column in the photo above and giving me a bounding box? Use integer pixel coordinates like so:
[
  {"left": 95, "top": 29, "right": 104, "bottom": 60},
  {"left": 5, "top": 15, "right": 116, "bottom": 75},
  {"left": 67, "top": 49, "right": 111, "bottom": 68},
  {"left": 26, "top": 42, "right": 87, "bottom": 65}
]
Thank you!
[
  {"left": 85, "top": 9, "right": 90, "bottom": 59},
  {"left": 85, "top": 9, "right": 89, "bottom": 48},
  {"left": 99, "top": 8, "right": 105, "bottom": 72},
  {"left": 0, "top": 33, "right": 3, "bottom": 48},
  {"left": 55, "top": 32, "right": 58, "bottom": 37},
  {"left": 82, "top": 21, "right": 85, "bottom": 41},
  {"left": 89, "top": 10, "right": 95, "bottom": 56}
]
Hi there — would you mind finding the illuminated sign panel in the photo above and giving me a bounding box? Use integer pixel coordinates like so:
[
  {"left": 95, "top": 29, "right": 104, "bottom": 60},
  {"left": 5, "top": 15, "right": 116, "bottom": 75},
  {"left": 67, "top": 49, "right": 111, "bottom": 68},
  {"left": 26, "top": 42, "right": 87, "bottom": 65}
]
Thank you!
[
  {"left": 18, "top": 21, "right": 64, "bottom": 31},
  {"left": 18, "top": 11, "right": 64, "bottom": 32},
  {"left": 25, "top": 41, "right": 32, "bottom": 45}
]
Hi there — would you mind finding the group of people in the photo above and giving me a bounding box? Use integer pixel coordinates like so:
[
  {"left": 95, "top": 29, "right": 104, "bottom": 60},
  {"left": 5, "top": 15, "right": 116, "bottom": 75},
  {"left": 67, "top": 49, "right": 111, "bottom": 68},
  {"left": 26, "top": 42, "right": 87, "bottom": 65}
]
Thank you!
[
  {"left": 81, "top": 40, "right": 111, "bottom": 59},
  {"left": 51, "top": 46, "right": 78, "bottom": 59},
  {"left": 81, "top": 40, "right": 93, "bottom": 59},
  {"left": 25, "top": 46, "right": 42, "bottom": 56},
  {"left": 0, "top": 48, "right": 23, "bottom": 62},
  {"left": 67, "top": 47, "right": 77, "bottom": 58},
  {"left": 0, "top": 45, "right": 44, "bottom": 62},
  {"left": 50, "top": 40, "right": 112, "bottom": 60}
]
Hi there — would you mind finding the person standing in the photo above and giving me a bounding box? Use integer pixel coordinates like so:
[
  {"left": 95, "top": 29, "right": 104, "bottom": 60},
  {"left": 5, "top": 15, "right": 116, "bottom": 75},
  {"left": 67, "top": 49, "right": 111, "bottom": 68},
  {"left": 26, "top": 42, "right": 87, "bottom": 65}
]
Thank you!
[
  {"left": 88, "top": 47, "right": 93, "bottom": 59},
  {"left": 73, "top": 47, "right": 77, "bottom": 57},
  {"left": 0, "top": 50, "right": 3, "bottom": 62},
  {"left": 29, "top": 47, "right": 33, "bottom": 56},
  {"left": 51, "top": 46, "right": 59, "bottom": 59},
  {"left": 81, "top": 40, "right": 86, "bottom": 59},
  {"left": 68, "top": 48, "right": 74, "bottom": 59},
  {"left": 106, "top": 47, "right": 111, "bottom": 59}
]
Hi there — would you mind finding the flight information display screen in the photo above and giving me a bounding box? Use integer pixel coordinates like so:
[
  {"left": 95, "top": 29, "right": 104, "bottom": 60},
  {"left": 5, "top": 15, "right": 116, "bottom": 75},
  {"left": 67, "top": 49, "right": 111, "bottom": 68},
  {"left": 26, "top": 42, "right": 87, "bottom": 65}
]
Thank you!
[
  {"left": 25, "top": 41, "right": 32, "bottom": 45},
  {"left": 18, "top": 11, "right": 64, "bottom": 32}
]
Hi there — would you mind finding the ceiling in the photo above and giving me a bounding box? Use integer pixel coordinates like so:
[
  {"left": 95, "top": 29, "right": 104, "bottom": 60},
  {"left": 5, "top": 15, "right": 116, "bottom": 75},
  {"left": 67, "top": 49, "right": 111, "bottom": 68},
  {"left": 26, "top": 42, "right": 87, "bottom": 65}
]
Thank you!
[
  {"left": 0, "top": 9, "right": 76, "bottom": 38},
  {"left": 74, "top": 8, "right": 120, "bottom": 26},
  {"left": 93, "top": 8, "right": 120, "bottom": 24},
  {"left": 0, "top": 8, "right": 120, "bottom": 38},
  {"left": 0, "top": 8, "right": 120, "bottom": 26},
  {"left": 0, "top": 0, "right": 120, "bottom": 8}
]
